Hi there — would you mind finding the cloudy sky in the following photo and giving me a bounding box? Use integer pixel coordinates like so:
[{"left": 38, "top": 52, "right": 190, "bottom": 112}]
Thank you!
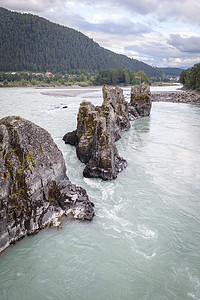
[{"left": 1, "top": 0, "right": 200, "bottom": 68}]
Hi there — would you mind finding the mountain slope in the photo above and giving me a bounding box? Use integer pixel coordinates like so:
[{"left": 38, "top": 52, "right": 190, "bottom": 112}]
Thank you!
[
  {"left": 158, "top": 67, "right": 184, "bottom": 76},
  {"left": 0, "top": 7, "right": 162, "bottom": 76}
]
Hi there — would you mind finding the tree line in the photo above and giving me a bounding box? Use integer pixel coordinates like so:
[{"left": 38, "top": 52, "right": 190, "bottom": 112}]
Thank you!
[
  {"left": 1, "top": 68, "right": 178, "bottom": 87},
  {"left": 179, "top": 63, "right": 200, "bottom": 91},
  {"left": 0, "top": 69, "right": 153, "bottom": 87},
  {"left": 93, "top": 69, "right": 151, "bottom": 85},
  {"left": 0, "top": 71, "right": 93, "bottom": 86}
]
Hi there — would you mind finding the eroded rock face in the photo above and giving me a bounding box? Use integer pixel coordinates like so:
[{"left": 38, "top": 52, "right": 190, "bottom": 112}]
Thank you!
[
  {"left": 129, "top": 82, "right": 152, "bottom": 120},
  {"left": 0, "top": 116, "right": 94, "bottom": 253},
  {"left": 102, "top": 85, "right": 130, "bottom": 139},
  {"left": 63, "top": 85, "right": 129, "bottom": 180}
]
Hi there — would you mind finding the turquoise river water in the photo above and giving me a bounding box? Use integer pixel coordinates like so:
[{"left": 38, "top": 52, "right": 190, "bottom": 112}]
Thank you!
[{"left": 0, "top": 85, "right": 200, "bottom": 300}]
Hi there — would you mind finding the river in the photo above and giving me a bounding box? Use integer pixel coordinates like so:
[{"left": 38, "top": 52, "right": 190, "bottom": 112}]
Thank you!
[{"left": 0, "top": 85, "right": 200, "bottom": 300}]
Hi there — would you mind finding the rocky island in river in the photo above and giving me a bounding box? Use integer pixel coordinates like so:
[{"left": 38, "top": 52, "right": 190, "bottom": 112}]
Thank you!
[{"left": 63, "top": 83, "right": 152, "bottom": 180}]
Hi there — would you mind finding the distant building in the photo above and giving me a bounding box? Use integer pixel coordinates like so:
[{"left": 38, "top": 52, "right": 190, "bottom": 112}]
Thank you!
[
  {"left": 33, "top": 73, "right": 44, "bottom": 77},
  {"left": 45, "top": 72, "right": 54, "bottom": 77}
]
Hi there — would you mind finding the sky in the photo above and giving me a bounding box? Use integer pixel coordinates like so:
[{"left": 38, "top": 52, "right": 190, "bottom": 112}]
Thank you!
[{"left": 1, "top": 0, "right": 200, "bottom": 68}]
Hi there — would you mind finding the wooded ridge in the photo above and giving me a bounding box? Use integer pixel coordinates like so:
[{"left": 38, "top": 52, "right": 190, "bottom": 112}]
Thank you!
[{"left": 0, "top": 7, "right": 163, "bottom": 76}]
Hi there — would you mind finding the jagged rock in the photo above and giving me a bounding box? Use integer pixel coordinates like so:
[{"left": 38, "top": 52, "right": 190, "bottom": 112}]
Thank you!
[
  {"left": 102, "top": 85, "right": 130, "bottom": 139},
  {"left": 63, "top": 84, "right": 152, "bottom": 180},
  {"left": 63, "top": 85, "right": 130, "bottom": 180},
  {"left": 129, "top": 82, "right": 152, "bottom": 119},
  {"left": 0, "top": 116, "right": 94, "bottom": 253}
]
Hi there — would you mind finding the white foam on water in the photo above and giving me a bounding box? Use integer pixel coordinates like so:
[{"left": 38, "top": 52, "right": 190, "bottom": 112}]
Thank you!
[
  {"left": 135, "top": 249, "right": 156, "bottom": 260},
  {"left": 187, "top": 293, "right": 196, "bottom": 299},
  {"left": 137, "top": 224, "right": 157, "bottom": 239},
  {"left": 187, "top": 271, "right": 200, "bottom": 299}
]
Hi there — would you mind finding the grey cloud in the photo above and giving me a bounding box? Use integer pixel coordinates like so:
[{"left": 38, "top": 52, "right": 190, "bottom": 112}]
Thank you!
[
  {"left": 125, "top": 41, "right": 173, "bottom": 58},
  {"left": 155, "top": 1, "right": 200, "bottom": 25},
  {"left": 114, "top": 0, "right": 200, "bottom": 25},
  {"left": 112, "top": 0, "right": 157, "bottom": 15},
  {"left": 65, "top": 0, "right": 157, "bottom": 15},
  {"left": 2, "top": 0, "right": 200, "bottom": 25},
  {"left": 168, "top": 34, "right": 200, "bottom": 53},
  {"left": 80, "top": 19, "right": 150, "bottom": 35},
  {"left": 64, "top": 0, "right": 200, "bottom": 25},
  {"left": 43, "top": 8, "right": 151, "bottom": 36},
  {"left": 0, "top": 0, "right": 65, "bottom": 13},
  {"left": 125, "top": 38, "right": 200, "bottom": 68}
]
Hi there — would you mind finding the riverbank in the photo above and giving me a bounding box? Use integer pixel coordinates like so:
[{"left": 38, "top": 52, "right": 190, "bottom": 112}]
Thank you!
[
  {"left": 151, "top": 90, "right": 200, "bottom": 104},
  {"left": 0, "top": 81, "right": 92, "bottom": 88},
  {"left": 0, "top": 81, "right": 179, "bottom": 89}
]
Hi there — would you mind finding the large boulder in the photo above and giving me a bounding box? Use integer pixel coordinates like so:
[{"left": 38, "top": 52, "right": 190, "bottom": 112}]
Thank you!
[
  {"left": 0, "top": 116, "right": 94, "bottom": 253},
  {"left": 129, "top": 82, "right": 152, "bottom": 119}
]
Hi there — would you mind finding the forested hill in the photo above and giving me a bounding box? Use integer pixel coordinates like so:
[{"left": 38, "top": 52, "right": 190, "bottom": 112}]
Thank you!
[
  {"left": 158, "top": 67, "right": 184, "bottom": 76},
  {"left": 0, "top": 7, "right": 162, "bottom": 76}
]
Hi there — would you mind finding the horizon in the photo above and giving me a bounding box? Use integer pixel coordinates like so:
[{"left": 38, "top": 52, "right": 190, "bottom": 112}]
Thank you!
[{"left": 1, "top": 1, "right": 200, "bottom": 69}]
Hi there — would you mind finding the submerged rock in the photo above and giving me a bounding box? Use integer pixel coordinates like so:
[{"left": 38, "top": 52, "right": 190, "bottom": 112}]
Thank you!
[
  {"left": 0, "top": 116, "right": 94, "bottom": 253},
  {"left": 129, "top": 82, "right": 152, "bottom": 120}
]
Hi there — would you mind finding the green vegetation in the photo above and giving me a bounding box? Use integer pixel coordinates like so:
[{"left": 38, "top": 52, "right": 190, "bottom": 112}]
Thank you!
[
  {"left": 0, "top": 71, "right": 94, "bottom": 87},
  {"left": 94, "top": 69, "right": 151, "bottom": 85},
  {"left": 0, "top": 68, "right": 178, "bottom": 87},
  {"left": 180, "top": 63, "right": 200, "bottom": 91},
  {"left": 3, "top": 147, "right": 37, "bottom": 211},
  {"left": 3, "top": 79, "right": 8, "bottom": 85},
  {"left": 0, "top": 7, "right": 162, "bottom": 76}
]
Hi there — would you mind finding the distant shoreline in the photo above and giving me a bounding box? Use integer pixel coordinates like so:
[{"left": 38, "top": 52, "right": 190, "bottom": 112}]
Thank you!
[
  {"left": 0, "top": 82, "right": 180, "bottom": 89},
  {"left": 1, "top": 83, "right": 199, "bottom": 104},
  {"left": 151, "top": 90, "right": 200, "bottom": 104}
]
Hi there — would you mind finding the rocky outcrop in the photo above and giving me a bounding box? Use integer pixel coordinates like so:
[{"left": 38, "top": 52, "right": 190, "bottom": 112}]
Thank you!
[
  {"left": 102, "top": 85, "right": 131, "bottom": 139},
  {"left": 63, "top": 85, "right": 130, "bottom": 180},
  {"left": 63, "top": 84, "right": 152, "bottom": 180},
  {"left": 151, "top": 90, "right": 200, "bottom": 104},
  {"left": 129, "top": 82, "right": 152, "bottom": 120},
  {"left": 0, "top": 116, "right": 94, "bottom": 253}
]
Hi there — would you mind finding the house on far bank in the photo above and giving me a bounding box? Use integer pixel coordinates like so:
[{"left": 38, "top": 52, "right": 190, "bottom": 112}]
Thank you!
[
  {"left": 45, "top": 72, "right": 54, "bottom": 77},
  {"left": 32, "top": 73, "right": 44, "bottom": 77}
]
